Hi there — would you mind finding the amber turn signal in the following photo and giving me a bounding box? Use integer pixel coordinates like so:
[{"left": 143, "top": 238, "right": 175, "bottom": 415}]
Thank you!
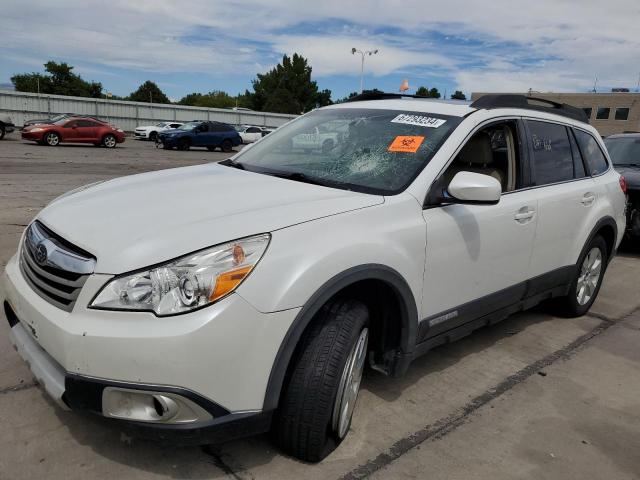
[{"left": 210, "top": 266, "right": 253, "bottom": 301}]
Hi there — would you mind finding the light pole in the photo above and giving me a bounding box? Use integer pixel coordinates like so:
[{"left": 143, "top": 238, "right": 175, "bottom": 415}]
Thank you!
[{"left": 351, "top": 48, "right": 378, "bottom": 93}]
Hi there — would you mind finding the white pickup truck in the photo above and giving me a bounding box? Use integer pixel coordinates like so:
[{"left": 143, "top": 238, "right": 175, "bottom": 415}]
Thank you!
[{"left": 291, "top": 126, "right": 340, "bottom": 153}]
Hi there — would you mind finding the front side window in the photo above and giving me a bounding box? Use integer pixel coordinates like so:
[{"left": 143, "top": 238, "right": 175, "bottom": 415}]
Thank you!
[
  {"left": 233, "top": 108, "right": 461, "bottom": 194},
  {"left": 604, "top": 136, "right": 640, "bottom": 166},
  {"left": 178, "top": 122, "right": 200, "bottom": 131},
  {"left": 596, "top": 107, "right": 610, "bottom": 120},
  {"left": 437, "top": 120, "right": 523, "bottom": 194},
  {"left": 526, "top": 121, "right": 574, "bottom": 185},
  {"left": 574, "top": 129, "right": 609, "bottom": 175},
  {"left": 615, "top": 108, "right": 629, "bottom": 120}
]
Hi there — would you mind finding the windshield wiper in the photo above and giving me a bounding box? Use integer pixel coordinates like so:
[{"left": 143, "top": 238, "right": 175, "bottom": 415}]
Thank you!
[
  {"left": 220, "top": 159, "right": 245, "bottom": 170},
  {"left": 267, "top": 170, "right": 331, "bottom": 187}
]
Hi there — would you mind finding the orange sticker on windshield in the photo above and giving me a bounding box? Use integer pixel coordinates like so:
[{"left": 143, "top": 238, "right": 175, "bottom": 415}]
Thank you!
[{"left": 388, "top": 135, "right": 425, "bottom": 153}]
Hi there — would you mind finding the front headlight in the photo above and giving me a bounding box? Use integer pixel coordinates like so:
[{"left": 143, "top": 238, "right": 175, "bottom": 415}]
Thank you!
[
  {"left": 30, "top": 127, "right": 44, "bottom": 132},
  {"left": 90, "top": 234, "right": 270, "bottom": 316}
]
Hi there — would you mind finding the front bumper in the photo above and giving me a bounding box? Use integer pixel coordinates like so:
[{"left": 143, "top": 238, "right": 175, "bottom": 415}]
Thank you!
[
  {"left": 21, "top": 131, "right": 43, "bottom": 141},
  {"left": 1, "top": 252, "right": 299, "bottom": 442},
  {"left": 134, "top": 130, "right": 149, "bottom": 139}
]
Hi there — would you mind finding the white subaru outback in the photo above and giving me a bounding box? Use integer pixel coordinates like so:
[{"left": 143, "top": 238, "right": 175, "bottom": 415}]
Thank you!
[{"left": 1, "top": 94, "right": 627, "bottom": 462}]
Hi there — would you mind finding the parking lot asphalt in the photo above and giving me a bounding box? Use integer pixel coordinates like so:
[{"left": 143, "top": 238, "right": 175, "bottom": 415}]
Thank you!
[{"left": 1, "top": 134, "right": 639, "bottom": 479}]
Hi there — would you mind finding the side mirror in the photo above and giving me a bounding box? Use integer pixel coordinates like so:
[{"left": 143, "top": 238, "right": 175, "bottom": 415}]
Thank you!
[{"left": 445, "top": 171, "right": 501, "bottom": 205}]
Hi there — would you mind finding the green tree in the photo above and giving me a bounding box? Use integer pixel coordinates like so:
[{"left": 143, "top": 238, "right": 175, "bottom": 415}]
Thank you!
[
  {"left": 335, "top": 89, "right": 384, "bottom": 103},
  {"left": 178, "top": 90, "right": 244, "bottom": 109},
  {"left": 415, "top": 86, "right": 429, "bottom": 97},
  {"left": 246, "top": 53, "right": 331, "bottom": 113},
  {"left": 128, "top": 80, "right": 170, "bottom": 104},
  {"left": 428, "top": 87, "right": 441, "bottom": 99},
  {"left": 11, "top": 61, "right": 102, "bottom": 98},
  {"left": 451, "top": 90, "right": 466, "bottom": 100}
]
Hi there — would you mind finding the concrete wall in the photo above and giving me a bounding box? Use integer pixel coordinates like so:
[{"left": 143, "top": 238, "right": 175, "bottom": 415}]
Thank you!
[
  {"left": 471, "top": 92, "right": 640, "bottom": 136},
  {"left": 0, "top": 89, "right": 297, "bottom": 131}
]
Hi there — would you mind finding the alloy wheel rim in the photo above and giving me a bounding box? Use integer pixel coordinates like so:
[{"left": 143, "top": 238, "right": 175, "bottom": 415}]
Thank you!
[
  {"left": 105, "top": 136, "right": 116, "bottom": 147},
  {"left": 576, "top": 247, "right": 602, "bottom": 306},
  {"left": 332, "top": 327, "right": 368, "bottom": 439},
  {"left": 47, "top": 133, "right": 58, "bottom": 145}
]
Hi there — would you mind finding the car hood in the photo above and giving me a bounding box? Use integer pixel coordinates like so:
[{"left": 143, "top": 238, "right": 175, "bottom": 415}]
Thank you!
[
  {"left": 23, "top": 123, "right": 55, "bottom": 130},
  {"left": 615, "top": 165, "right": 640, "bottom": 189},
  {"left": 37, "top": 163, "right": 384, "bottom": 273}
]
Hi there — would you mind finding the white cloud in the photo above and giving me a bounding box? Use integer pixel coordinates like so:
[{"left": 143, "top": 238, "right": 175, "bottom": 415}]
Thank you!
[{"left": 1, "top": 0, "right": 639, "bottom": 93}]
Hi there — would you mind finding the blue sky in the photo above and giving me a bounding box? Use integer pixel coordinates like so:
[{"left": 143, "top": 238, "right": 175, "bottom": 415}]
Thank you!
[{"left": 2, "top": 0, "right": 639, "bottom": 102}]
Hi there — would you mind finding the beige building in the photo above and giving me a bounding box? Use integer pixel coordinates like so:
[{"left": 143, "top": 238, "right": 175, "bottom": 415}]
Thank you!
[{"left": 471, "top": 92, "right": 640, "bottom": 136}]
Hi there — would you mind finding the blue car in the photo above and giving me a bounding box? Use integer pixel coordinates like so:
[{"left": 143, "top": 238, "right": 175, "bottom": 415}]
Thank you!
[{"left": 158, "top": 121, "right": 242, "bottom": 152}]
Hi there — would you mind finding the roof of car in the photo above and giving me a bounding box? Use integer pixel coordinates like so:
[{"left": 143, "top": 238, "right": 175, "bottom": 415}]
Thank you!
[
  {"left": 328, "top": 98, "right": 475, "bottom": 117},
  {"left": 328, "top": 93, "right": 589, "bottom": 124}
]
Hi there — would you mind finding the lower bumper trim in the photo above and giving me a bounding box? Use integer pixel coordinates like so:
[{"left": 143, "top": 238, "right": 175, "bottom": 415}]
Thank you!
[{"left": 8, "top": 322, "right": 69, "bottom": 410}]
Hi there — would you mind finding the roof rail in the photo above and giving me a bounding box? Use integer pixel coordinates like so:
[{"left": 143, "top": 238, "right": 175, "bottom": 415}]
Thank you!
[
  {"left": 470, "top": 94, "right": 588, "bottom": 123},
  {"left": 344, "top": 91, "right": 430, "bottom": 102}
]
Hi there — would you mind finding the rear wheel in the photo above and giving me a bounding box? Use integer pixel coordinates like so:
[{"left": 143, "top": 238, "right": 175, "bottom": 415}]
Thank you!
[
  {"left": 552, "top": 235, "right": 607, "bottom": 317},
  {"left": 45, "top": 132, "right": 60, "bottom": 146},
  {"left": 102, "top": 134, "right": 117, "bottom": 148},
  {"left": 274, "top": 299, "right": 369, "bottom": 462},
  {"left": 177, "top": 138, "right": 191, "bottom": 151}
]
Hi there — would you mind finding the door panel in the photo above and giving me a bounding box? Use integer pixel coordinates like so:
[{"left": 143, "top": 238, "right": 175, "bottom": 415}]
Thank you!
[
  {"left": 528, "top": 178, "right": 596, "bottom": 277},
  {"left": 421, "top": 190, "right": 538, "bottom": 331}
]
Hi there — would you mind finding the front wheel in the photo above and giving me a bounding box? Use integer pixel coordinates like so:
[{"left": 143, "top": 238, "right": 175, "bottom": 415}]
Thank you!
[
  {"left": 552, "top": 235, "right": 608, "bottom": 317},
  {"left": 274, "top": 299, "right": 369, "bottom": 462},
  {"left": 44, "top": 132, "right": 60, "bottom": 146},
  {"left": 221, "top": 139, "right": 233, "bottom": 153},
  {"left": 102, "top": 134, "right": 117, "bottom": 148},
  {"left": 148, "top": 131, "right": 157, "bottom": 142},
  {"left": 177, "top": 138, "right": 191, "bottom": 151}
]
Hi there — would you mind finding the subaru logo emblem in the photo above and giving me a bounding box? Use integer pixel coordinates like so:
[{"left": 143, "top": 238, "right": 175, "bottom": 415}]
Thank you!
[{"left": 34, "top": 243, "right": 48, "bottom": 265}]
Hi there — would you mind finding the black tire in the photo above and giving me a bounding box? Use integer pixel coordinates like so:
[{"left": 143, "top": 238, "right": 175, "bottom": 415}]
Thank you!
[
  {"left": 552, "top": 235, "right": 608, "bottom": 317},
  {"left": 0, "top": 124, "right": 5, "bottom": 140},
  {"left": 102, "top": 134, "right": 117, "bottom": 148},
  {"left": 206, "top": 146, "right": 217, "bottom": 152},
  {"left": 221, "top": 139, "right": 233, "bottom": 153},
  {"left": 321, "top": 139, "right": 334, "bottom": 153},
  {"left": 177, "top": 138, "right": 191, "bottom": 151},
  {"left": 162, "top": 144, "right": 172, "bottom": 150},
  {"left": 149, "top": 131, "right": 158, "bottom": 142},
  {"left": 275, "top": 299, "right": 369, "bottom": 462},
  {"left": 44, "top": 132, "right": 60, "bottom": 146}
]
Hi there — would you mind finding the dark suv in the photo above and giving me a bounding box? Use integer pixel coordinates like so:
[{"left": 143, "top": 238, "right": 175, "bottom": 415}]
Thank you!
[
  {"left": 157, "top": 121, "right": 242, "bottom": 152},
  {"left": 605, "top": 133, "right": 640, "bottom": 238}
]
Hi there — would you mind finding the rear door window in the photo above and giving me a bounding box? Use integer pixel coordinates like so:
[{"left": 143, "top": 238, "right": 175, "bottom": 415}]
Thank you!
[
  {"left": 525, "top": 120, "right": 574, "bottom": 185},
  {"left": 573, "top": 129, "right": 609, "bottom": 175}
]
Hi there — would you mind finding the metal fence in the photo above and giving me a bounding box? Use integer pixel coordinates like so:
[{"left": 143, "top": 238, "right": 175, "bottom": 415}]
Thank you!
[{"left": 0, "top": 90, "right": 297, "bottom": 131}]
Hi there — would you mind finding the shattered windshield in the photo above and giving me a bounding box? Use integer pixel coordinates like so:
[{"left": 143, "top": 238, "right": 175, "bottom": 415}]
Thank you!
[{"left": 233, "top": 107, "right": 461, "bottom": 194}]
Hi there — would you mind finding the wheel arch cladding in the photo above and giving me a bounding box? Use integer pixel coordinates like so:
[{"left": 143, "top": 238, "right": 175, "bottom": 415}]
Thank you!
[
  {"left": 262, "top": 264, "right": 418, "bottom": 411},
  {"left": 585, "top": 216, "right": 617, "bottom": 261}
]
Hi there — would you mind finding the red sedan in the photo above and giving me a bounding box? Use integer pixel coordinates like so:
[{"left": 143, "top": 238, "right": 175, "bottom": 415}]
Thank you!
[{"left": 21, "top": 117, "right": 126, "bottom": 148}]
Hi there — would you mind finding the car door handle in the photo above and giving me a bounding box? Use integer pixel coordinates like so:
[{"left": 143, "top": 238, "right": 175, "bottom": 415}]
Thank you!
[
  {"left": 581, "top": 193, "right": 596, "bottom": 206},
  {"left": 514, "top": 207, "right": 536, "bottom": 222}
]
